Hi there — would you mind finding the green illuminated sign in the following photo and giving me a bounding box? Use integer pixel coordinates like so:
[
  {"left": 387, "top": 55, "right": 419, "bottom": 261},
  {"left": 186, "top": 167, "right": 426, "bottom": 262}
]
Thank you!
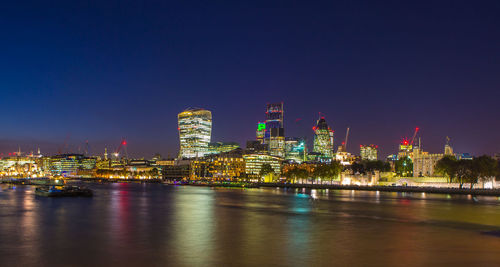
[{"left": 257, "top": 123, "right": 266, "bottom": 131}]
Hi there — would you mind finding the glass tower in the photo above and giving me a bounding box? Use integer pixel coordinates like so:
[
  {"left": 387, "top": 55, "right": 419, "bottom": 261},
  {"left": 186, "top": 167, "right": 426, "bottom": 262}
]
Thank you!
[
  {"left": 360, "top": 145, "right": 378, "bottom": 161},
  {"left": 178, "top": 108, "right": 212, "bottom": 159},
  {"left": 265, "top": 102, "right": 285, "bottom": 158},
  {"left": 313, "top": 116, "right": 334, "bottom": 159}
]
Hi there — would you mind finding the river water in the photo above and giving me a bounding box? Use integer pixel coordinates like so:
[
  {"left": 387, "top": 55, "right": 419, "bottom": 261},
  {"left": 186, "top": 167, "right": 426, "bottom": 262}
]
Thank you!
[{"left": 1, "top": 183, "right": 500, "bottom": 266}]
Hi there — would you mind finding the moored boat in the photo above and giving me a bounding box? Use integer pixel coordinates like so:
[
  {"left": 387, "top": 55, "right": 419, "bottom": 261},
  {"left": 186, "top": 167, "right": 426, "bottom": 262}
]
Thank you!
[{"left": 35, "top": 186, "right": 93, "bottom": 197}]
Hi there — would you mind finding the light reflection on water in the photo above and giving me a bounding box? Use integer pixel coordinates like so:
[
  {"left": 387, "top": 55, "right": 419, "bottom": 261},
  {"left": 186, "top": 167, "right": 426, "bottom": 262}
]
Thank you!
[{"left": 0, "top": 183, "right": 500, "bottom": 266}]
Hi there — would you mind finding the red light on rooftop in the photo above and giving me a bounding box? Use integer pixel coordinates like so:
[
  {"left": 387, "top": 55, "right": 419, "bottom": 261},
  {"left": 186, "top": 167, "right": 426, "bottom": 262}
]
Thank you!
[{"left": 122, "top": 140, "right": 127, "bottom": 145}]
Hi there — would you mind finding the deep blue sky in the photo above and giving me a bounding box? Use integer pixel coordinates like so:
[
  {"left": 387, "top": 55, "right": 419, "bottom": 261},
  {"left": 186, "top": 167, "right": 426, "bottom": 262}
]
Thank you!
[{"left": 1, "top": 0, "right": 499, "bottom": 158}]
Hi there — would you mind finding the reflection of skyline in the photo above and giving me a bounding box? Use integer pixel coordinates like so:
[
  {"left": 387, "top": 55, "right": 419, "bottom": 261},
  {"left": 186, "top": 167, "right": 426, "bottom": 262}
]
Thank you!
[
  {"left": 21, "top": 187, "right": 42, "bottom": 266},
  {"left": 285, "top": 194, "right": 313, "bottom": 265},
  {"left": 172, "top": 187, "right": 215, "bottom": 266},
  {"left": 109, "top": 183, "right": 132, "bottom": 247},
  {"left": 1, "top": 185, "right": 500, "bottom": 266}
]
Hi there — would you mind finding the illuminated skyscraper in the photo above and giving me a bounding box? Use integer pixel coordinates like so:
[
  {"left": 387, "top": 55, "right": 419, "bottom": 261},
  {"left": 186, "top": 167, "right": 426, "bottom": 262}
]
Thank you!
[
  {"left": 360, "top": 144, "right": 378, "bottom": 161},
  {"left": 256, "top": 122, "right": 266, "bottom": 144},
  {"left": 285, "top": 137, "right": 307, "bottom": 163},
  {"left": 265, "top": 102, "right": 285, "bottom": 158},
  {"left": 178, "top": 108, "right": 212, "bottom": 159},
  {"left": 313, "top": 116, "right": 334, "bottom": 159}
]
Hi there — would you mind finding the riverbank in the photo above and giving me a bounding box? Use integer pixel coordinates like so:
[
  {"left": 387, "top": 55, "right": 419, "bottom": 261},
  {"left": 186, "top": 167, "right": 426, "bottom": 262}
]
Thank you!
[
  {"left": 0, "top": 177, "right": 162, "bottom": 185},
  {"left": 259, "top": 183, "right": 500, "bottom": 196},
  {"left": 3, "top": 177, "right": 500, "bottom": 196}
]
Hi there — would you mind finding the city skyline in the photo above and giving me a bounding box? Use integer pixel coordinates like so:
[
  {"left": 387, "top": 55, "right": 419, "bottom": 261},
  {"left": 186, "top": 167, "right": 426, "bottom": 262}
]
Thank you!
[
  {"left": 1, "top": 1, "right": 499, "bottom": 158},
  {"left": 0, "top": 103, "right": 490, "bottom": 159},
  {"left": 2, "top": 2, "right": 500, "bottom": 266}
]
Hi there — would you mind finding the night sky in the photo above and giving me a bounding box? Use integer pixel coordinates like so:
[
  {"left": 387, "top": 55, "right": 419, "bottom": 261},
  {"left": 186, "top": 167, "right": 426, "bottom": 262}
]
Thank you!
[{"left": 1, "top": 1, "right": 499, "bottom": 158}]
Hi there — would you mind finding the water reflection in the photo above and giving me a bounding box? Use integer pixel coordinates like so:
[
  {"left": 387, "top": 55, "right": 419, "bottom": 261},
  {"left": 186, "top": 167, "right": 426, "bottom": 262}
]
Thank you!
[
  {"left": 1, "top": 184, "right": 500, "bottom": 266},
  {"left": 172, "top": 187, "right": 215, "bottom": 266}
]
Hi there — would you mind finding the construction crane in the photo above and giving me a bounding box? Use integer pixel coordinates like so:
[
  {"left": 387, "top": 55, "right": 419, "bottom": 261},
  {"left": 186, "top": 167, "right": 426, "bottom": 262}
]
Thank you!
[
  {"left": 84, "top": 140, "right": 90, "bottom": 156},
  {"left": 342, "top": 127, "right": 350, "bottom": 152},
  {"left": 410, "top": 127, "right": 419, "bottom": 146},
  {"left": 58, "top": 133, "right": 71, "bottom": 154},
  {"left": 114, "top": 139, "right": 128, "bottom": 159}
]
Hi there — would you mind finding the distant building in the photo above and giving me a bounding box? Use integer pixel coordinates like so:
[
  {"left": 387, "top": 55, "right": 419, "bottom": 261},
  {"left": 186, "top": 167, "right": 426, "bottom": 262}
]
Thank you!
[
  {"left": 242, "top": 154, "right": 281, "bottom": 180},
  {"left": 265, "top": 103, "right": 285, "bottom": 158},
  {"left": 162, "top": 164, "right": 191, "bottom": 180},
  {"left": 307, "top": 151, "right": 323, "bottom": 162},
  {"left": 360, "top": 145, "right": 378, "bottom": 161},
  {"left": 207, "top": 142, "right": 240, "bottom": 155},
  {"left": 245, "top": 140, "right": 268, "bottom": 154},
  {"left": 256, "top": 122, "right": 266, "bottom": 144},
  {"left": 50, "top": 154, "right": 96, "bottom": 177},
  {"left": 412, "top": 149, "right": 443, "bottom": 177},
  {"left": 413, "top": 140, "right": 454, "bottom": 177},
  {"left": 458, "top": 153, "right": 473, "bottom": 160},
  {"left": 335, "top": 151, "right": 355, "bottom": 165},
  {"left": 155, "top": 159, "right": 176, "bottom": 166},
  {"left": 397, "top": 139, "right": 414, "bottom": 159},
  {"left": 313, "top": 116, "right": 334, "bottom": 160},
  {"left": 285, "top": 137, "right": 307, "bottom": 163},
  {"left": 191, "top": 149, "right": 245, "bottom": 180},
  {"left": 178, "top": 108, "right": 212, "bottom": 158}
]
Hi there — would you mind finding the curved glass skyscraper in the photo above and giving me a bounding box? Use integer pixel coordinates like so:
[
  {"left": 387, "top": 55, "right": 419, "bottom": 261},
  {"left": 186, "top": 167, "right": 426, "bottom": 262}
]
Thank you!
[
  {"left": 178, "top": 108, "right": 212, "bottom": 158},
  {"left": 313, "top": 116, "right": 334, "bottom": 159}
]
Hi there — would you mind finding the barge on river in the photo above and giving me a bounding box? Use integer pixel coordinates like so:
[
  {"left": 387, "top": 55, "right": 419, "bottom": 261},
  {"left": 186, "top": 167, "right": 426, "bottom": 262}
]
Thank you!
[{"left": 35, "top": 186, "right": 93, "bottom": 197}]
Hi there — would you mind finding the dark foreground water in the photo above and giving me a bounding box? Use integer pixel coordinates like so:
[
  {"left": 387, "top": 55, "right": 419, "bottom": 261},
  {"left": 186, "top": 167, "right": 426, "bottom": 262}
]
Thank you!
[{"left": 1, "top": 184, "right": 500, "bottom": 267}]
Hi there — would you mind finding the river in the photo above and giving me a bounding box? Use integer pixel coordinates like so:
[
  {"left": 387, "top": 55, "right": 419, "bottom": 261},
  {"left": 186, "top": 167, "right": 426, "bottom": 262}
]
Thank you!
[{"left": 1, "top": 183, "right": 500, "bottom": 266}]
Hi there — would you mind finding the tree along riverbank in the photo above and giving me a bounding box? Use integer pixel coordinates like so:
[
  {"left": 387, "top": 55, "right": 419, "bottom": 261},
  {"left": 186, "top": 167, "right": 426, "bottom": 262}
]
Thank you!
[{"left": 258, "top": 183, "right": 500, "bottom": 196}]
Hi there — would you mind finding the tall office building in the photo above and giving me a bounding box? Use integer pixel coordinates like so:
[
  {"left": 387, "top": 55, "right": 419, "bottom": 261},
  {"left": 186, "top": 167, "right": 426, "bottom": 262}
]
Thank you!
[
  {"left": 178, "top": 108, "right": 212, "bottom": 159},
  {"left": 360, "top": 144, "right": 378, "bottom": 161},
  {"left": 313, "top": 116, "right": 334, "bottom": 159},
  {"left": 265, "top": 102, "right": 285, "bottom": 158},
  {"left": 285, "top": 137, "right": 307, "bottom": 163},
  {"left": 256, "top": 122, "right": 266, "bottom": 144}
]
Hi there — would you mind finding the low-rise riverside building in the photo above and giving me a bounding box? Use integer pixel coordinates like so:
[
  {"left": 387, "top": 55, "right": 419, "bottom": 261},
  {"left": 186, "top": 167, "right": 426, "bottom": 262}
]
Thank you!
[
  {"left": 50, "top": 154, "right": 96, "bottom": 177},
  {"left": 412, "top": 142, "right": 454, "bottom": 177},
  {"left": 190, "top": 149, "right": 245, "bottom": 180},
  {"left": 242, "top": 153, "right": 281, "bottom": 181}
]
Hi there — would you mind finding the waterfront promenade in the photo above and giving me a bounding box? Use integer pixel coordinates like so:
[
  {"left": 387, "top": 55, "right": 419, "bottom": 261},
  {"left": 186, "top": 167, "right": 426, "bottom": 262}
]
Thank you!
[
  {"left": 259, "top": 183, "right": 500, "bottom": 196},
  {"left": 2, "top": 177, "right": 500, "bottom": 196}
]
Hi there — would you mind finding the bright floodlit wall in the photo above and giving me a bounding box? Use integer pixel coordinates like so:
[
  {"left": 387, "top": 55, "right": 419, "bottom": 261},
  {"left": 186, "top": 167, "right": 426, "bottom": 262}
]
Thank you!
[
  {"left": 412, "top": 151, "right": 444, "bottom": 177},
  {"left": 360, "top": 145, "right": 378, "bottom": 161},
  {"left": 313, "top": 117, "right": 334, "bottom": 159},
  {"left": 178, "top": 108, "right": 212, "bottom": 159},
  {"left": 242, "top": 154, "right": 281, "bottom": 178},
  {"left": 191, "top": 156, "right": 245, "bottom": 180}
]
